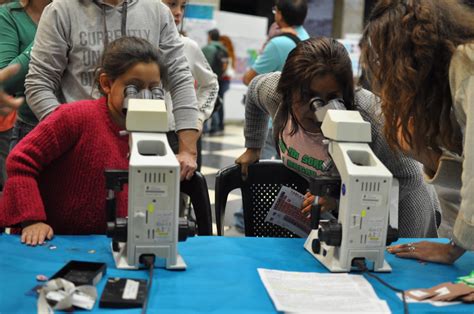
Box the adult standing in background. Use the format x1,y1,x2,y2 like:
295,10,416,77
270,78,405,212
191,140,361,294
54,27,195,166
0,0,50,188
24,0,200,181
243,0,309,86
202,28,229,135
161,0,218,170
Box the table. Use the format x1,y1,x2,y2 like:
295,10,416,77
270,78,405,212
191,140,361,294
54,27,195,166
0,235,472,313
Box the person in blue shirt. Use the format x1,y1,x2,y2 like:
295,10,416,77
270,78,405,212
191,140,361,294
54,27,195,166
243,0,309,85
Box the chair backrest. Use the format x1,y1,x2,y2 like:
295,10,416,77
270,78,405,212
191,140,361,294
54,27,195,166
215,160,309,237
181,171,213,235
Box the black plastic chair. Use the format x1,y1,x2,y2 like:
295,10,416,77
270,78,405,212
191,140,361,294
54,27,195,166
215,160,309,237
181,171,212,235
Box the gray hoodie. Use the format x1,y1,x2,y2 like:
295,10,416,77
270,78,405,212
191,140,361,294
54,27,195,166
25,0,198,131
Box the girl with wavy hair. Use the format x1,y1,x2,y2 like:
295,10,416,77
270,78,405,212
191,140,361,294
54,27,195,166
236,37,441,238
362,0,474,263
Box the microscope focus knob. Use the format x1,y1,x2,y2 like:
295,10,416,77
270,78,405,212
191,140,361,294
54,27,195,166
106,218,128,242
311,238,321,254
318,221,342,247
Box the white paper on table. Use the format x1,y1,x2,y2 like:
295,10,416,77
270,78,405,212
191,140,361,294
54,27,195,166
258,268,391,313
264,186,311,237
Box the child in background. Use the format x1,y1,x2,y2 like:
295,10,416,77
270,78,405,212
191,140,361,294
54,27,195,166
0,37,163,246
161,0,218,170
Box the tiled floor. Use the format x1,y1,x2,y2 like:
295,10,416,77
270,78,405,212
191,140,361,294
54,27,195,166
201,123,246,237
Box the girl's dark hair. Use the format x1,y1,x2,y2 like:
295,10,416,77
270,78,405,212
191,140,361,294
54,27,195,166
361,0,474,154
96,36,163,94
277,37,354,136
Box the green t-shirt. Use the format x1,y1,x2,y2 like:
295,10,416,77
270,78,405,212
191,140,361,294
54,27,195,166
0,1,38,124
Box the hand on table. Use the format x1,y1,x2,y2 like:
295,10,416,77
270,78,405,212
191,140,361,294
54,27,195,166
21,222,54,246
387,241,465,264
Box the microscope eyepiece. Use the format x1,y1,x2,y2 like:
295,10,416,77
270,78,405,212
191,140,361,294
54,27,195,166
311,98,346,122
309,97,326,113
124,85,139,97
151,86,164,100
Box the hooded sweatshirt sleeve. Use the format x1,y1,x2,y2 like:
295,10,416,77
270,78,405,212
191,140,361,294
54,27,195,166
158,4,199,131
184,37,218,127
24,2,67,121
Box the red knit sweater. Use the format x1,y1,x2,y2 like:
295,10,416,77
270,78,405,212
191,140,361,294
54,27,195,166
0,97,129,234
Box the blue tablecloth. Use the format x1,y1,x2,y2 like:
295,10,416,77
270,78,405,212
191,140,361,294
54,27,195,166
0,235,472,313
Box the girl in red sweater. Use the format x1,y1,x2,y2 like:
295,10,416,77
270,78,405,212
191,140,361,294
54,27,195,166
0,37,163,245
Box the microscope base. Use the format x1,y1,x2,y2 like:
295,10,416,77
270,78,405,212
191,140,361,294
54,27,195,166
111,242,187,270
304,230,392,273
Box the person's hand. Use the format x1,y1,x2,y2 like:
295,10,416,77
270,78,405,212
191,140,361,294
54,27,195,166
235,148,261,180
176,151,197,181
177,129,199,181
387,241,465,264
0,64,24,116
21,221,54,246
301,192,337,217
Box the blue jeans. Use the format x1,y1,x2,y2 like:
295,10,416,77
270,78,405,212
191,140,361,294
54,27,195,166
209,80,230,132
9,119,37,152
0,128,12,188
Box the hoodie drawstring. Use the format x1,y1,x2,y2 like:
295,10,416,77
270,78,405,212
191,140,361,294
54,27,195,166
102,0,129,47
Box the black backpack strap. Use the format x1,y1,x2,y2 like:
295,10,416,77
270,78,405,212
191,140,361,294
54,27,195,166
274,33,301,45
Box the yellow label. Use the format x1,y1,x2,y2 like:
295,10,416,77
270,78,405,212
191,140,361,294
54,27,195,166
361,210,366,217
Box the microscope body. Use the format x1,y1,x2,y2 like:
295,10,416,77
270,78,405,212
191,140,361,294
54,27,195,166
304,110,395,272
107,87,186,270
126,130,183,269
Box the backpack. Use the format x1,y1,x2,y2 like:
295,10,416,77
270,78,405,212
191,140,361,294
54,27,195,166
274,32,301,45
210,43,229,80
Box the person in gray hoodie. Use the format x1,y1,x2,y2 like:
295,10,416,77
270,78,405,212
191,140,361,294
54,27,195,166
24,0,199,181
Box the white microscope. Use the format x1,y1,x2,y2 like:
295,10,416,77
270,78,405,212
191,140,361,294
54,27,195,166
105,86,191,270
304,103,398,272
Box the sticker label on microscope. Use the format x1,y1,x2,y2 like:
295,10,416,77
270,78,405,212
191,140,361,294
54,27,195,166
145,185,168,197
361,193,382,206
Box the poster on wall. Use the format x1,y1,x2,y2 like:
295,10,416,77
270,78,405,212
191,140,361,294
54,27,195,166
184,9,268,83
338,34,362,78
182,8,268,121
183,3,217,48
214,11,268,83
